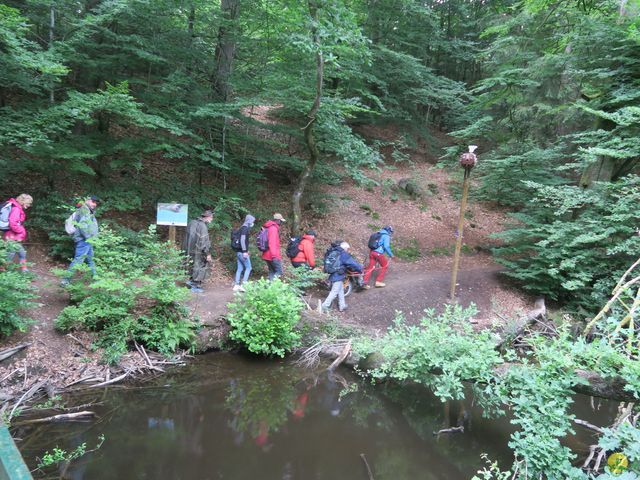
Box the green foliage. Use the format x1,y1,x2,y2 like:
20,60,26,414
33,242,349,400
0,241,36,336
356,305,640,479
36,435,105,471
394,238,421,262
357,305,502,401
227,279,303,357
54,225,195,363
493,176,640,311
283,266,326,296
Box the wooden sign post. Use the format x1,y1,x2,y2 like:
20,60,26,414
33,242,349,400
450,146,478,301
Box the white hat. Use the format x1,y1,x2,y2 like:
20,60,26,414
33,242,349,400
340,242,350,250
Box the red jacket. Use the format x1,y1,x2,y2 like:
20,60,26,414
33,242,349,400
261,220,282,261
291,235,315,268
3,198,27,242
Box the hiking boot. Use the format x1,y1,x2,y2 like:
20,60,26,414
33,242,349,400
375,281,386,288
339,306,348,312
362,285,371,290
190,286,204,293
232,284,241,292
238,285,246,293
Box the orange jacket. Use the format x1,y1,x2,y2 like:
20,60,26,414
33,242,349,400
291,235,315,268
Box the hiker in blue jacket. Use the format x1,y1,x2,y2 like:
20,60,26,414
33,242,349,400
363,225,394,288
321,242,362,313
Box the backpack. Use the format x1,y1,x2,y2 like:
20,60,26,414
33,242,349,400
230,228,242,251
256,227,269,252
323,247,343,274
0,201,12,230
64,210,78,235
286,236,302,259
367,232,383,250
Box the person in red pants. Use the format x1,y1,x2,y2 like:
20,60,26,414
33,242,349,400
363,225,394,288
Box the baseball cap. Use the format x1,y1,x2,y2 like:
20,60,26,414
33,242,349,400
273,213,286,222
88,195,100,203
306,229,317,237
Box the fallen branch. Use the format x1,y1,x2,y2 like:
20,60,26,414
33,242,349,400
10,379,47,418
0,343,30,362
66,334,89,350
87,372,129,388
16,411,96,425
360,453,375,480
434,426,464,435
327,340,351,371
574,418,604,434
494,298,546,351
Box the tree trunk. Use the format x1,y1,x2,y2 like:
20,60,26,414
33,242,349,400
213,0,240,101
49,4,55,104
291,0,323,234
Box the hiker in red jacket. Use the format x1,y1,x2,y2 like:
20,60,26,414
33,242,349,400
2,194,33,272
291,230,316,269
261,213,286,280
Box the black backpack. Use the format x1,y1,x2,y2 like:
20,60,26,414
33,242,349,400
230,228,242,251
286,236,302,259
367,232,383,250
323,247,343,274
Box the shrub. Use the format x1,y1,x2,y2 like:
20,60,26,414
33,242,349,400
0,241,36,336
283,266,326,295
227,279,303,357
54,225,195,363
493,177,640,312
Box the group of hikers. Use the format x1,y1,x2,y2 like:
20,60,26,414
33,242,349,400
2,194,394,313
183,210,395,313
1,194,100,283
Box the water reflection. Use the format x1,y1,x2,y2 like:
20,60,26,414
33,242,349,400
17,353,619,480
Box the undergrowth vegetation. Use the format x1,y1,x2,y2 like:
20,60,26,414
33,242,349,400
0,241,36,336
355,302,640,479
54,225,195,364
227,279,303,357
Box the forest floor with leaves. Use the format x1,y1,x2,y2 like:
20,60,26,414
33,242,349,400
0,126,534,415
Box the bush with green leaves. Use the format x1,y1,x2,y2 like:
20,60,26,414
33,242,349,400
0,241,36,336
356,305,640,479
283,266,326,296
493,176,640,313
54,225,195,363
227,278,303,357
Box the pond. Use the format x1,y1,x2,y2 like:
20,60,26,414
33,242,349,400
16,353,619,480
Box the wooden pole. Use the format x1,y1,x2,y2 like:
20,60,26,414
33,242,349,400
450,168,471,300
168,225,176,244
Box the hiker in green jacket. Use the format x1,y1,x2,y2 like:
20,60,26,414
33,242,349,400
183,210,214,293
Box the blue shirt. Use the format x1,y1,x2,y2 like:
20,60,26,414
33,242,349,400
374,231,393,257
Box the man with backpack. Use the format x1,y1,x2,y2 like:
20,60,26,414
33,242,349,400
231,214,255,292
1,194,33,272
259,213,285,280
321,242,362,313
363,225,394,288
289,229,317,269
62,195,100,285
182,210,214,293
